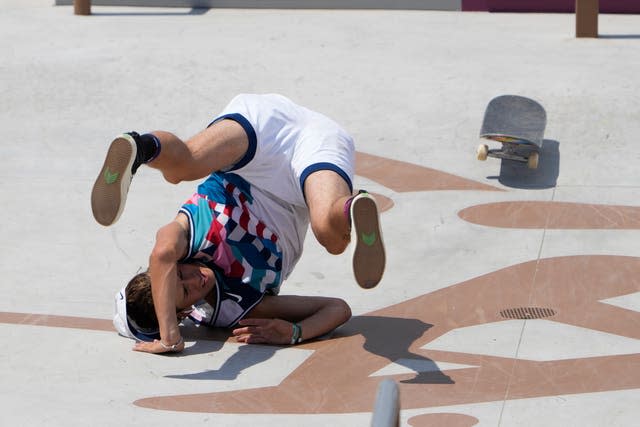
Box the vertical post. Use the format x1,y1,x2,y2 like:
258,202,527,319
576,0,598,38
371,379,400,427
74,0,91,15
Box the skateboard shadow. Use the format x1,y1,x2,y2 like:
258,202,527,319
488,139,559,189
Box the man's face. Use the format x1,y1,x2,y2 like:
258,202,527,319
175,263,216,310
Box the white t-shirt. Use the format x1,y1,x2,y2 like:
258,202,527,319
209,93,355,279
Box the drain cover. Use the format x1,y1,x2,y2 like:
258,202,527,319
500,307,556,319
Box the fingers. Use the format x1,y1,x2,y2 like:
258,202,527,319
233,318,268,337
233,330,254,343
232,318,291,345
133,340,161,353
233,319,269,343
232,325,262,342
132,339,184,354
236,334,266,344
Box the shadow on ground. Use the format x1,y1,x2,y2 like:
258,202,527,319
488,139,560,189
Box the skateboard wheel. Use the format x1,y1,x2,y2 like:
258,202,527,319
477,144,488,161
527,152,539,169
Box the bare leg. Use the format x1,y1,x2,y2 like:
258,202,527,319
304,170,353,255
146,120,248,184
91,119,248,226
304,169,386,288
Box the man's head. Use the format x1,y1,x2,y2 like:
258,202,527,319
113,271,160,341
125,271,157,330
113,262,217,341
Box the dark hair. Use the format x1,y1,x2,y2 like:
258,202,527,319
125,271,158,330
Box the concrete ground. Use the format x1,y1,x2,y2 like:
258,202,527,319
1,1,639,426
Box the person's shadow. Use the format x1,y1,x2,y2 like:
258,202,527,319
166,343,280,380
167,315,452,384
165,323,280,380
336,315,453,384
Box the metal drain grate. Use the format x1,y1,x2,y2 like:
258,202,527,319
500,307,556,319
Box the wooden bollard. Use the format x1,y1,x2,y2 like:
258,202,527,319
576,0,598,38
74,0,91,15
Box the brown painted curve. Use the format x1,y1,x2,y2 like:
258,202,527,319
409,413,479,427
356,152,502,193
368,192,394,213
133,255,640,414
459,201,640,229
0,312,113,332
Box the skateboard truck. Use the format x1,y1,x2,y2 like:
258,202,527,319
477,136,540,169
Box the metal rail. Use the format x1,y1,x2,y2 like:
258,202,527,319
371,379,400,427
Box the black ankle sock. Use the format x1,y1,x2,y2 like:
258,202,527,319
137,133,161,164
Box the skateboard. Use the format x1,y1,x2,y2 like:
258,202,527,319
476,95,546,169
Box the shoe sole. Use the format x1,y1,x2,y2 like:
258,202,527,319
351,195,386,289
91,135,136,226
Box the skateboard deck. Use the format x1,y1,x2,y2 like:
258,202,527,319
477,95,546,169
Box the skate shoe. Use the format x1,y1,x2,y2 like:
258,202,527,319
350,191,386,289
91,133,141,226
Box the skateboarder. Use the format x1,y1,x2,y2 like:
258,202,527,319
93,94,386,354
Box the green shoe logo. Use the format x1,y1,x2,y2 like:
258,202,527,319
104,167,119,184
361,232,377,246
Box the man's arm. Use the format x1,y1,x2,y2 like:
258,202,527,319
133,217,189,354
232,295,352,345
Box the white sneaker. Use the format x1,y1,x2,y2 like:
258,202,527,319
350,192,386,289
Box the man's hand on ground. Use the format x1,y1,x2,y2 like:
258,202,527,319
133,338,184,354
232,318,293,345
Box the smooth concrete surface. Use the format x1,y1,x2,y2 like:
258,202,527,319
1,2,639,426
